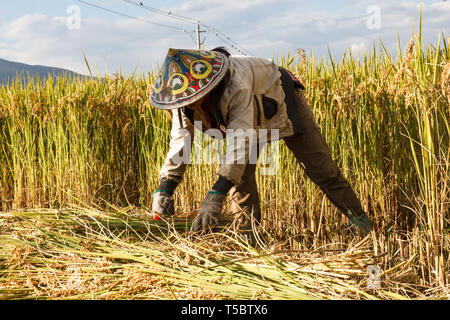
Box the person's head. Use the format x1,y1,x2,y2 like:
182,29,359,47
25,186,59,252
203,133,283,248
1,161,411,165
185,96,206,111
210,46,231,59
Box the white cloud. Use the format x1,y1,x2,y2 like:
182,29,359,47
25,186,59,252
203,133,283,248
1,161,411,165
0,12,195,75
0,1,448,75
351,41,367,55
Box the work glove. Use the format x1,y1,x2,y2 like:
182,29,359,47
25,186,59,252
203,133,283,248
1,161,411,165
349,213,372,235
192,192,226,233
152,190,175,216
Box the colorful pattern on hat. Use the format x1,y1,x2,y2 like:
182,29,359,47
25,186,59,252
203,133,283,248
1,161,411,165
150,48,229,109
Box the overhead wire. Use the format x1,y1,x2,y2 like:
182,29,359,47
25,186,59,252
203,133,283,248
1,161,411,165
76,0,192,33
122,0,256,56
122,0,198,25
78,0,257,57
201,24,257,57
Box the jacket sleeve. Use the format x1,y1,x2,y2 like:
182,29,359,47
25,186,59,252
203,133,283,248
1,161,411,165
159,109,194,183
217,87,257,186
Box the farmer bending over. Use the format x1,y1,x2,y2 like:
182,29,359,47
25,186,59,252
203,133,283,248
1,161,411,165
150,47,372,235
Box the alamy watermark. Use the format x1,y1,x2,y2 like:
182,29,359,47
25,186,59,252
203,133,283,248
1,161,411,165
366,5,381,30
67,5,81,30
169,121,280,175
66,265,81,289
367,265,381,289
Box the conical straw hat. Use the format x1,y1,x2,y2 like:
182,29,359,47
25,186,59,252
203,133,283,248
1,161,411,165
150,48,230,110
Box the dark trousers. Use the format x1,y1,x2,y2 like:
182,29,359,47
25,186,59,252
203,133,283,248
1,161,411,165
229,89,366,230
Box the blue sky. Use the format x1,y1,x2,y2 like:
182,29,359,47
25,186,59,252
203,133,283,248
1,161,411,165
0,0,448,75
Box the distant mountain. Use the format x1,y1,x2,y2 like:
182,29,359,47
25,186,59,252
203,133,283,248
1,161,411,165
0,58,88,84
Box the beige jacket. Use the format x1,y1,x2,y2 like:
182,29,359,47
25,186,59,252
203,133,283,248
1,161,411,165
160,56,297,186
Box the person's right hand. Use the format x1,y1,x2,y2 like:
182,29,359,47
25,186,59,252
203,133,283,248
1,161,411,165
191,192,226,233
152,191,175,216
349,213,372,235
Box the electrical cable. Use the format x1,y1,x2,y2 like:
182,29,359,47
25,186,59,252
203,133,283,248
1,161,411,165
122,0,197,25
76,0,190,32
123,0,256,56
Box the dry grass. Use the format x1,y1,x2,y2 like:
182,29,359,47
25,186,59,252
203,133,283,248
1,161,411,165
1,206,446,300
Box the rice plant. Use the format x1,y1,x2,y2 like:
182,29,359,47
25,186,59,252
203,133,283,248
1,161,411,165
0,26,448,298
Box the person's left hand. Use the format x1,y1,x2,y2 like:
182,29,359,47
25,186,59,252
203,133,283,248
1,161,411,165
192,192,226,232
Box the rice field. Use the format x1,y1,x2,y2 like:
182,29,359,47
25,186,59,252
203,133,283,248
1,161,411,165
0,26,449,299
